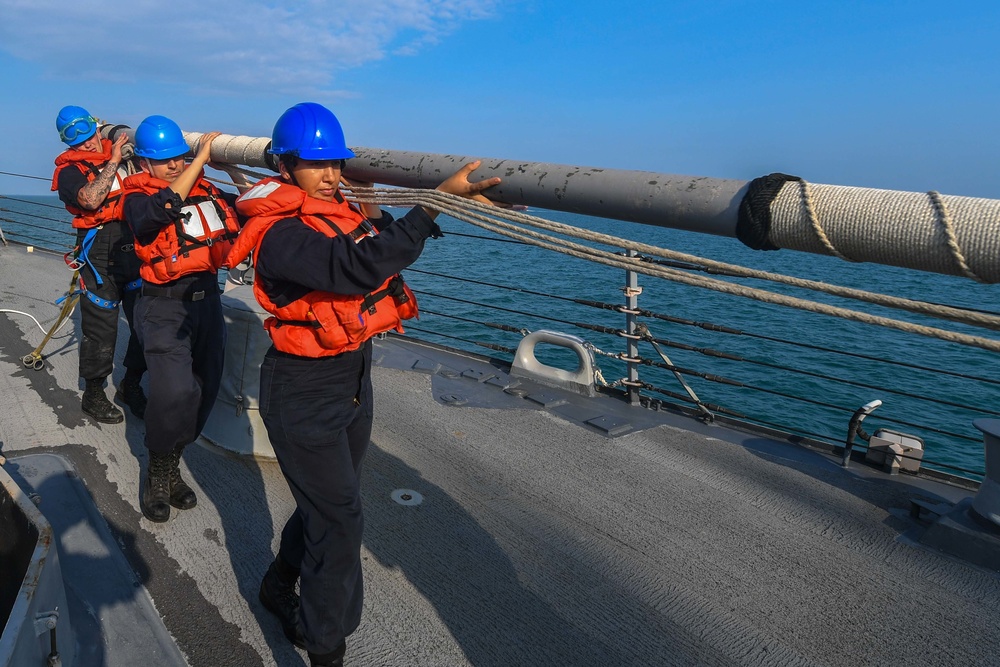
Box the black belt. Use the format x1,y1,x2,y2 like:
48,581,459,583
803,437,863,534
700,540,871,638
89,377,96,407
141,283,218,301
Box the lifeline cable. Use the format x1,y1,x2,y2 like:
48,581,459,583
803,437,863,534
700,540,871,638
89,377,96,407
406,266,1000,385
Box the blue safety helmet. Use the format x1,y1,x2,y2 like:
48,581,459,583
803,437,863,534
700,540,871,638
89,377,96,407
134,115,190,160
56,105,97,146
268,102,355,160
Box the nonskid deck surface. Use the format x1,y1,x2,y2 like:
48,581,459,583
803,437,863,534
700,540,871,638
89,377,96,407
1,243,998,667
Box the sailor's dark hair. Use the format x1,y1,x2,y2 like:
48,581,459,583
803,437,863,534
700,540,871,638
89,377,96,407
278,154,347,172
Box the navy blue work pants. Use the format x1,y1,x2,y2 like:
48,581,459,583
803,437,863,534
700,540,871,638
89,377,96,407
76,223,146,381
134,290,225,454
259,339,373,656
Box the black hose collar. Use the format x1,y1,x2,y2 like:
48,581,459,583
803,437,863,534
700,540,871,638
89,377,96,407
736,172,802,251
263,142,279,173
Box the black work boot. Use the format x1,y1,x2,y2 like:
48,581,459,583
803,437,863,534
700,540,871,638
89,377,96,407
309,642,346,667
259,558,306,649
141,450,173,523
167,446,197,510
82,379,124,424
115,372,147,419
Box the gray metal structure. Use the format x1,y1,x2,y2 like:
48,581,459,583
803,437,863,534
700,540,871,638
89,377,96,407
103,124,1000,282
0,460,73,667
346,148,749,236
112,124,747,235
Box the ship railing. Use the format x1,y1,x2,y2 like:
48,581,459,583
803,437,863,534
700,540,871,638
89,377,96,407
393,237,994,481
1,170,995,483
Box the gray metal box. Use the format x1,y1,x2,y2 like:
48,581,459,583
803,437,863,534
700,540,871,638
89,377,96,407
866,428,924,473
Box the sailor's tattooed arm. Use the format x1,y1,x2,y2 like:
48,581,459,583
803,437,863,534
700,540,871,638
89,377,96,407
75,132,129,211
76,161,120,210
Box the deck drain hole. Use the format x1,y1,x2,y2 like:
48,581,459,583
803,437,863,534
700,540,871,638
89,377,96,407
439,394,467,405
391,489,424,506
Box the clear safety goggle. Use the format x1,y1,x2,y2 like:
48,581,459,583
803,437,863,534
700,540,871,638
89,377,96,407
59,116,97,143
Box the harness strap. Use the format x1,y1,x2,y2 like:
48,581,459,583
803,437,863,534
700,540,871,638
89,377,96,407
273,319,322,329
55,289,83,306
359,275,408,316
150,191,237,264
85,290,121,309
55,286,120,310
149,228,239,264
77,227,105,287
314,214,376,242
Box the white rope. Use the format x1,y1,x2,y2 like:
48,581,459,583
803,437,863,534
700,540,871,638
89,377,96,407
343,186,1000,353
768,181,1000,282
800,179,853,262
0,308,76,338
348,186,1000,332
927,190,985,283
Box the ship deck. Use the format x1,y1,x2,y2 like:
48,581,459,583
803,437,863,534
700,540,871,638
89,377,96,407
1,242,998,666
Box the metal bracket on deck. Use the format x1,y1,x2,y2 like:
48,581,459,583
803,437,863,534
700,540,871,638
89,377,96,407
33,610,58,636
34,610,62,667
511,330,597,397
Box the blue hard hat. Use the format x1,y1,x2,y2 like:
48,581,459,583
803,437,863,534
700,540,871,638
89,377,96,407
268,102,355,160
56,105,97,146
134,115,189,160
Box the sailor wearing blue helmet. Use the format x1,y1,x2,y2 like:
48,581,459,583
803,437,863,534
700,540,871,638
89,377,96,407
51,105,148,424
122,115,248,524
230,102,501,667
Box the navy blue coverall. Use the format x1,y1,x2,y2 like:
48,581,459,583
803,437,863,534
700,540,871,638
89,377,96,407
123,187,239,455
57,168,146,382
254,204,440,657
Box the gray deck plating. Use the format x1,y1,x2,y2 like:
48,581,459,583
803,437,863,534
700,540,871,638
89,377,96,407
1,244,998,666
4,452,189,666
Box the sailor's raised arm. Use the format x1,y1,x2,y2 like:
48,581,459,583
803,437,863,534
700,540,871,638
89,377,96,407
168,131,220,200
76,133,128,210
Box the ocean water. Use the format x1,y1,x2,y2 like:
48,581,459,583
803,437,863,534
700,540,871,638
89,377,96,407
3,194,998,477
411,208,1000,479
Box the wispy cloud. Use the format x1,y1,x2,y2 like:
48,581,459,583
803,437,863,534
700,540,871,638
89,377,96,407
0,0,497,95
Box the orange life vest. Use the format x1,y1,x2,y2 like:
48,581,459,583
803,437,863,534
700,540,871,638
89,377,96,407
51,138,128,229
123,170,241,284
227,177,418,358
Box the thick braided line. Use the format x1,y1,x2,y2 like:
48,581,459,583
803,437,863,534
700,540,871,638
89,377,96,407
182,132,273,170
800,179,854,262
768,182,1000,282
927,191,985,283
347,186,1000,332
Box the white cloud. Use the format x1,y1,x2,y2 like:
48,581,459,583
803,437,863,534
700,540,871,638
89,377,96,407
0,0,497,95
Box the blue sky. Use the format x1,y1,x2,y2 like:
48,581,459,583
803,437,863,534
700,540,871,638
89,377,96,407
1,0,998,198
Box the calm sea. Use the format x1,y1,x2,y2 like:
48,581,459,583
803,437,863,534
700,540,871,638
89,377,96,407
3,194,998,477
